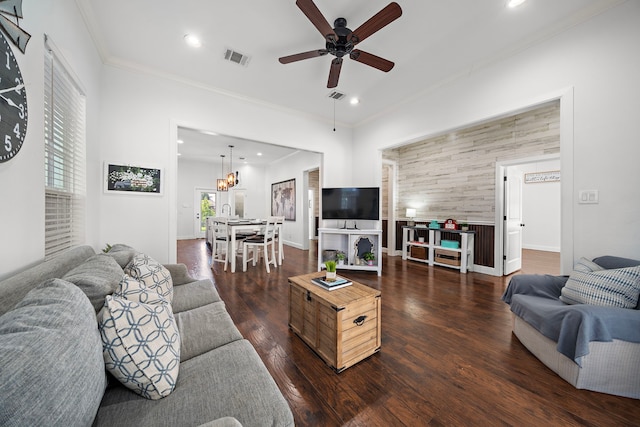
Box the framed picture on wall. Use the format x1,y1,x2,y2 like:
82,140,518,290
104,162,162,195
271,178,296,221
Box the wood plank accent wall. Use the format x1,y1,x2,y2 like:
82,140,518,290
395,222,495,268
381,164,390,220
383,101,560,223
309,169,319,218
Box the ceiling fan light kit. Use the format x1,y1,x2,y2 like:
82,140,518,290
279,0,402,88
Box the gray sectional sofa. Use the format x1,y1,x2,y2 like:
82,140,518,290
502,255,640,399
0,244,294,427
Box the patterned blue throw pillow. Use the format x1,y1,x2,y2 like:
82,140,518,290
114,274,167,305
560,266,640,308
124,253,173,303
98,295,180,400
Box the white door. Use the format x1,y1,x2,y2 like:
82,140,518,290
194,188,217,239
504,168,523,274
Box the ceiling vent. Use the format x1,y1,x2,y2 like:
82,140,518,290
223,48,251,67
327,91,346,100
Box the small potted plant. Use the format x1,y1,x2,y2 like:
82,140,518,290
324,260,337,281
460,222,469,231
336,251,346,266
363,252,375,266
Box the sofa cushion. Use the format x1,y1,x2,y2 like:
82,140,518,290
114,274,166,305
175,302,243,361
0,279,106,427
559,266,640,308
98,295,180,400
573,257,604,273
172,279,222,313
124,253,174,303
105,243,139,268
63,253,124,312
0,245,95,316
96,340,294,427
593,255,640,270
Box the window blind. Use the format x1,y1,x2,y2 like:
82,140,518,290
44,38,86,259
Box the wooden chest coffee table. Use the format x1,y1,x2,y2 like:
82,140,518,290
288,272,381,372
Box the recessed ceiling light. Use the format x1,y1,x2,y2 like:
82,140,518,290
177,153,182,156
350,97,360,105
507,0,526,8
257,152,263,156
177,139,184,144
184,34,202,48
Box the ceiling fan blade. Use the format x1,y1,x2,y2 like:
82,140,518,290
349,2,402,45
327,58,343,88
295,0,338,42
350,50,394,72
279,49,328,64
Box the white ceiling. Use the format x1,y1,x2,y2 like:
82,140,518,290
176,127,304,165
79,0,621,161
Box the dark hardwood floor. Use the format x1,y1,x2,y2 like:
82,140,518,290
177,240,639,426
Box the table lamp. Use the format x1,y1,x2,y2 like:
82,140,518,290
406,208,416,226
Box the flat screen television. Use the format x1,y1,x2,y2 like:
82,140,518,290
322,187,380,220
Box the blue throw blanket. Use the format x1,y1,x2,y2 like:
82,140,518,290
502,274,640,366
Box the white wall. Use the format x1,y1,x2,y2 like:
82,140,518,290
267,150,322,249
176,158,270,239
352,2,640,273
520,160,561,252
97,66,347,264
0,0,103,279
176,158,219,239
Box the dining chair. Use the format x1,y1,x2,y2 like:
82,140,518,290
205,216,215,248
210,217,248,271
210,217,231,271
273,216,285,265
242,216,278,273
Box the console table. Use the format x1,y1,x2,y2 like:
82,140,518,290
317,228,382,276
401,226,475,273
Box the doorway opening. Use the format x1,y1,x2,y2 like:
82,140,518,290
194,188,217,239
497,155,561,276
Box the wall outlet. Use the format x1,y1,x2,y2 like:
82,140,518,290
578,190,598,204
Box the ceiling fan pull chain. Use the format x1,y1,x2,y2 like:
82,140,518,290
333,98,336,132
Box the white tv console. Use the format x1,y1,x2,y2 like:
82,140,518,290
317,228,383,276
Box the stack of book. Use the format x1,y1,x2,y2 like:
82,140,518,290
311,276,352,291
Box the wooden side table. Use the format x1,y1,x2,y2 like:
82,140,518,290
288,272,381,372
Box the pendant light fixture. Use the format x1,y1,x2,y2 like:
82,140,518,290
227,145,236,188
217,155,228,192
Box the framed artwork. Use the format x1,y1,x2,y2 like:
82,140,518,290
271,178,296,221
524,170,561,184
104,162,162,195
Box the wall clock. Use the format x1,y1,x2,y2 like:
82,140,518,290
0,30,27,163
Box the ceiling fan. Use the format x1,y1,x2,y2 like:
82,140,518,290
279,0,402,88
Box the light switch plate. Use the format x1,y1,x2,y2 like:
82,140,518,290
578,190,598,204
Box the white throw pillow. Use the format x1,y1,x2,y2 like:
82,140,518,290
98,295,180,400
124,253,173,303
560,266,640,308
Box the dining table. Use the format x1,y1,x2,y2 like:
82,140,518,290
226,219,283,273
